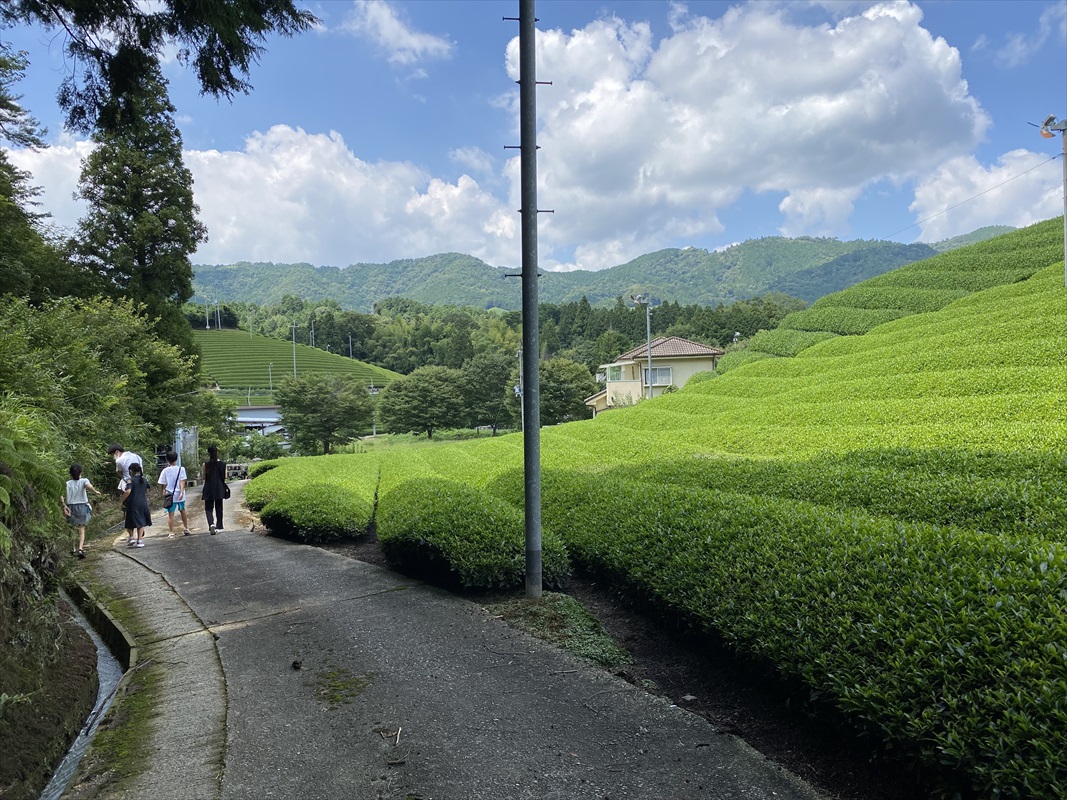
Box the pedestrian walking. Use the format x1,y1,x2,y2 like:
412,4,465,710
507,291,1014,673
202,444,228,535
62,463,101,558
158,451,192,537
121,462,152,547
107,443,143,482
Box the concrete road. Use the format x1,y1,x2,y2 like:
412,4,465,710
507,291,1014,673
80,480,826,800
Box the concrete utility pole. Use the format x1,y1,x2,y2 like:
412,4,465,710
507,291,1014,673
1039,115,1067,287
518,0,542,599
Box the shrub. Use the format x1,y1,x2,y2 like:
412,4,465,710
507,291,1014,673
747,328,839,357
259,482,372,542
489,467,1067,799
376,477,569,589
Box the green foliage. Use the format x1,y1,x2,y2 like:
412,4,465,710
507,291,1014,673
712,349,773,374
378,366,465,439
778,306,908,335
5,0,316,133
746,329,839,358
245,455,377,542
0,296,198,466
376,477,569,590
193,328,398,390
275,372,374,455
242,220,1067,797
68,63,205,352
0,402,65,711
461,350,514,432
192,234,932,312
506,357,598,426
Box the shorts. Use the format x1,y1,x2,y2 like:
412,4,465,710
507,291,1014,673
67,503,91,527
166,500,187,513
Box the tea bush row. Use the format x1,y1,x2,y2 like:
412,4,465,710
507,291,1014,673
745,329,838,357
486,467,1067,799
376,477,569,589
607,449,1067,542
778,306,908,335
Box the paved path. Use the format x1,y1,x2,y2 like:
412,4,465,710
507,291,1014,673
77,481,826,800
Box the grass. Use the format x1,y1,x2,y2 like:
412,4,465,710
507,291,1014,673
484,592,633,670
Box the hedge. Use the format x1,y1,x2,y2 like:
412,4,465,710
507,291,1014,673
376,477,569,589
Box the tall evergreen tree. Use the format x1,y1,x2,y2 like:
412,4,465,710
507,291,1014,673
69,64,207,351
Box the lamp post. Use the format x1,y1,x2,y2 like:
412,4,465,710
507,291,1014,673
630,294,653,399
1038,114,1067,287
290,323,297,379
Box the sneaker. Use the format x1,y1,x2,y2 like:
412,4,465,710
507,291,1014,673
136,541,145,548
183,529,192,536
77,549,87,559
209,525,216,535
167,532,176,539
127,538,136,547
215,526,224,532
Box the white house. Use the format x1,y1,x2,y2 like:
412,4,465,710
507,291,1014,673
585,335,725,417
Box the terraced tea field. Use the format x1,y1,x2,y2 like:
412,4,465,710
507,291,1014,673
246,217,1067,798
193,329,398,392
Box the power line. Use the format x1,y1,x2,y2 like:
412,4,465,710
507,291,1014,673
882,153,1061,240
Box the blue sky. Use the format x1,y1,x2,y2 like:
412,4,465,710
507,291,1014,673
4,0,1066,272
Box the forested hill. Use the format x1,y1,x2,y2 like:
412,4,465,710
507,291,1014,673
192,228,1008,312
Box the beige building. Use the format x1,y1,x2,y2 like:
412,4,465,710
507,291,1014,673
585,335,725,417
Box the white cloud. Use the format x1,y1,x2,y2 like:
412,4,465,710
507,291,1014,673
342,0,453,65
502,1,989,270
993,2,1067,68
909,149,1063,241
184,126,515,266
448,146,495,179
4,135,94,235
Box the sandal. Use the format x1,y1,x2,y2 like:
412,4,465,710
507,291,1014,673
183,529,193,536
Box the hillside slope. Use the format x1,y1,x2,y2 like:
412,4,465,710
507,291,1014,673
192,238,940,311
248,218,1067,797
194,329,399,390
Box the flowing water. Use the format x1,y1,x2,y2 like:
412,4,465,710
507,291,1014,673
39,591,124,800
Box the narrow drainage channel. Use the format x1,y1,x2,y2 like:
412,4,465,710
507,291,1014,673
39,590,124,800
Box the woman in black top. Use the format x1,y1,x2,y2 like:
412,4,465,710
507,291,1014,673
202,444,227,534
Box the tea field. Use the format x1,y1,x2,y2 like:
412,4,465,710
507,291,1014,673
193,328,399,393
245,217,1067,798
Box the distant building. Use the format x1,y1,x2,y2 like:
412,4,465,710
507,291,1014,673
585,336,724,417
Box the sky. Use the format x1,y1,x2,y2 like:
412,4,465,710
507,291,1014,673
2,0,1065,272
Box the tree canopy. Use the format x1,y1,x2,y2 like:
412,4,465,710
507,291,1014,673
275,373,374,455
1,0,316,132
69,62,207,351
378,366,465,439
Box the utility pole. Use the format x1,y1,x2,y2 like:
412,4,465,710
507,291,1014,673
1038,115,1067,287
291,323,297,379
502,0,546,599
348,333,353,359
631,294,653,399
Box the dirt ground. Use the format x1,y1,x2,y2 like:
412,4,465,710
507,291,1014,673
0,602,98,800
326,533,937,800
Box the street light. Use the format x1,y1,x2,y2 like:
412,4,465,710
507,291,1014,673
1038,114,1067,287
290,323,298,379
630,293,653,400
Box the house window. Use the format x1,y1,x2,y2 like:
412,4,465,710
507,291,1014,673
643,366,672,386
607,365,623,381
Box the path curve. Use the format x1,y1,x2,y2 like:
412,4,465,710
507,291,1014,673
78,480,826,800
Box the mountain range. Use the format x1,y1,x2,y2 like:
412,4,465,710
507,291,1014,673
191,226,1014,312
